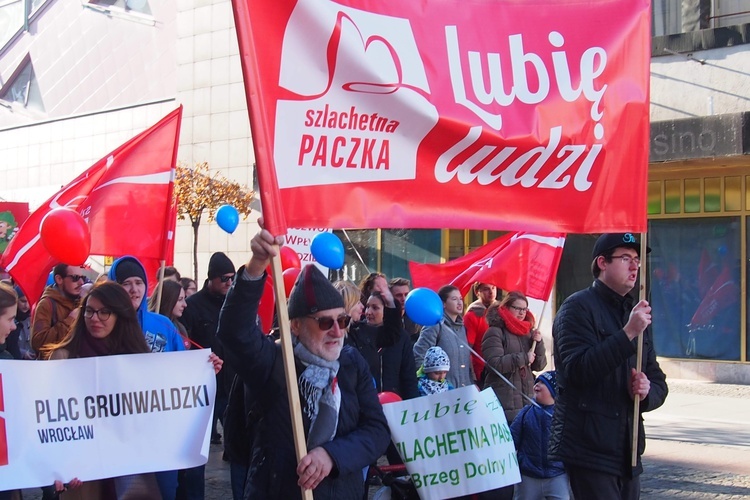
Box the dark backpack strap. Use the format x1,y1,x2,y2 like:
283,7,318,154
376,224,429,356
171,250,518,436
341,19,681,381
46,297,58,327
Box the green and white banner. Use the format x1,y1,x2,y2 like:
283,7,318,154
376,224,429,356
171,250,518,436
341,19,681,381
382,385,520,499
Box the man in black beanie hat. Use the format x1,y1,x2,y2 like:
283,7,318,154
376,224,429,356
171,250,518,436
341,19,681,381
182,251,236,447
550,233,667,500
216,222,389,499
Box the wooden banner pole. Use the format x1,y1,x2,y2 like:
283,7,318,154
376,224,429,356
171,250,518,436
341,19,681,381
631,233,648,467
270,249,314,500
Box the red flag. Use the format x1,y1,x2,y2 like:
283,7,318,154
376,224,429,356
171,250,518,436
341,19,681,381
142,191,179,295
409,233,566,300
1,107,183,303
232,0,649,234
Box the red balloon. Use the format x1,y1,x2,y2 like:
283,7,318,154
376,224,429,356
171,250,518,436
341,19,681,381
378,392,402,405
280,246,301,270
282,267,301,298
257,270,275,334
40,208,91,265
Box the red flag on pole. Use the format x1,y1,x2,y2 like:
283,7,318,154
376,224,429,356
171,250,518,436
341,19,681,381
409,233,566,300
1,106,183,303
231,0,649,234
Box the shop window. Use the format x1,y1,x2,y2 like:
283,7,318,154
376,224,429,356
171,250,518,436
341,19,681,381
725,176,741,212
330,230,377,284
648,181,662,215
683,178,701,213
329,228,441,285
650,218,741,361
380,229,441,283
704,177,721,212
665,179,681,214
554,234,600,311
448,229,464,260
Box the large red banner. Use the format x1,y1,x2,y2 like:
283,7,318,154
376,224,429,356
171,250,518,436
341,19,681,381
233,0,650,235
1,107,182,303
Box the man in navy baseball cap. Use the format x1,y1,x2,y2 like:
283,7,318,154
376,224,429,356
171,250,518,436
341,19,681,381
591,232,650,261
550,232,667,499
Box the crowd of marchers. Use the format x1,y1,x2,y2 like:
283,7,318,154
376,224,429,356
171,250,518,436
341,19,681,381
0,230,666,500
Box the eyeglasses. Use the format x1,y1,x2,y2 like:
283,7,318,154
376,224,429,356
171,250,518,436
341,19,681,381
219,275,235,283
508,305,528,314
307,315,350,330
610,255,641,267
84,307,112,321
65,275,85,282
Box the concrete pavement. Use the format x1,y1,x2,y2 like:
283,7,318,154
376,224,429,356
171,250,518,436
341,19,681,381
641,379,750,499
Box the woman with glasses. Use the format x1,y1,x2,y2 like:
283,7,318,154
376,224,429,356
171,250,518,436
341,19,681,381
413,285,474,390
48,282,160,498
482,291,547,424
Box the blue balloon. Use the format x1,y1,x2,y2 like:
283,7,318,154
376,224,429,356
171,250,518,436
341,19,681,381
310,232,345,269
216,205,239,234
405,288,443,326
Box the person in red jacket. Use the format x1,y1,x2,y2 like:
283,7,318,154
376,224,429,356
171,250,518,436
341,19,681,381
464,281,497,384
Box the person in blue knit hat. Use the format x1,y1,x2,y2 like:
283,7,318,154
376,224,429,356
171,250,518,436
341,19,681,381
510,371,571,500
417,346,454,396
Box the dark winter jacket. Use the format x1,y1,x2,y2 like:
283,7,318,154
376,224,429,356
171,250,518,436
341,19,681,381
345,306,400,392
549,280,668,478
182,282,231,397
510,403,565,479
380,328,419,399
182,283,227,351
216,269,390,500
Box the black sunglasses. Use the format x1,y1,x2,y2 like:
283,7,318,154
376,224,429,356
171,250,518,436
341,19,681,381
64,275,85,282
219,274,235,283
307,315,350,330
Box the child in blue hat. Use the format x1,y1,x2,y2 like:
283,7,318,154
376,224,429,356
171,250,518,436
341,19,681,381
417,346,454,396
510,371,570,499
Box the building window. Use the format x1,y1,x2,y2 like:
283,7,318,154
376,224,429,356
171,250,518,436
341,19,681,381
88,0,152,16
330,230,377,284
650,218,741,361
0,58,44,112
0,0,24,48
653,0,750,36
